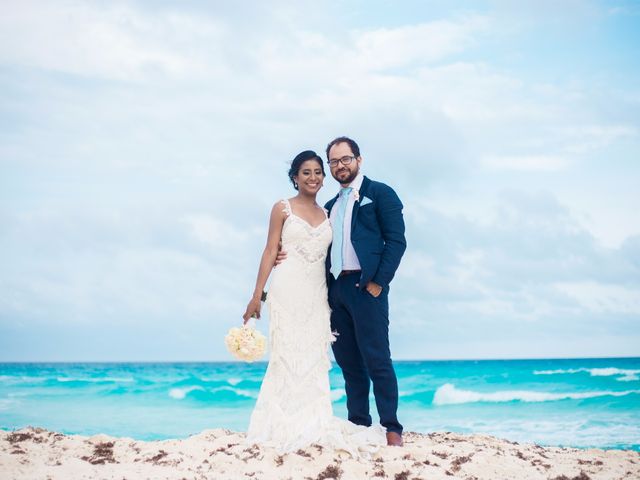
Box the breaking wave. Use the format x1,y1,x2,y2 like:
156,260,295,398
533,368,640,382
433,383,640,406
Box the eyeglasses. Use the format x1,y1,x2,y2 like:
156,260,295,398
328,155,355,167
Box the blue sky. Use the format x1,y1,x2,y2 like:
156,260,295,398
1,0,639,361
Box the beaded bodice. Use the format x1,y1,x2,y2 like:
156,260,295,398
280,199,332,267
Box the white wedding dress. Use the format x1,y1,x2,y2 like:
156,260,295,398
246,199,386,457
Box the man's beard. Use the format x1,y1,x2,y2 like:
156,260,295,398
333,167,358,185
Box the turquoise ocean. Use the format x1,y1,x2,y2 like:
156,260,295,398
1,358,639,451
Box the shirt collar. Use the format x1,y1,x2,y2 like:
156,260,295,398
341,171,364,193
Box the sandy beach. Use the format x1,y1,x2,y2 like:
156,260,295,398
1,426,638,480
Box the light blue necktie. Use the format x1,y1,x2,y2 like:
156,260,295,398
330,187,352,279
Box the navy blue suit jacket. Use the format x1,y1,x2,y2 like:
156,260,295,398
325,176,406,290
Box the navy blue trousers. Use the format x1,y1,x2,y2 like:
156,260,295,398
328,272,402,434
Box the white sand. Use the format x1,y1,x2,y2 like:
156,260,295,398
1,426,638,479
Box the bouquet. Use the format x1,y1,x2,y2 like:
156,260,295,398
225,323,267,362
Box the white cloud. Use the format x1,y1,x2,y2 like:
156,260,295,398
353,17,490,71
482,154,571,171
0,1,225,81
395,189,640,331
183,214,252,250
555,281,640,315
560,125,638,154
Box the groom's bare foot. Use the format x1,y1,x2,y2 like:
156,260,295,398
386,432,403,446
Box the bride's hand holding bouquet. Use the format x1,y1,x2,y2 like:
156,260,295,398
224,292,268,363
242,296,262,324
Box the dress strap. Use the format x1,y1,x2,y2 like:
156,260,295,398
280,199,292,217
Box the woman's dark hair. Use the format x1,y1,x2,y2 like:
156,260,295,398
288,150,325,190
325,136,360,159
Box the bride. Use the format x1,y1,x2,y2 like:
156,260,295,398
242,150,386,457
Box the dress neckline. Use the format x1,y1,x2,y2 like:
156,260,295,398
282,199,328,229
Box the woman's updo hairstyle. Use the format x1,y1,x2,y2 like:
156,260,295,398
288,150,325,190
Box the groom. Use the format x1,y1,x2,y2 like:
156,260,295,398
324,136,406,447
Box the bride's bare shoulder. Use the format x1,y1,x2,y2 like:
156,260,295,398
269,199,290,220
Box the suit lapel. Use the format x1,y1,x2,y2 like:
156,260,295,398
326,194,339,217
350,176,370,231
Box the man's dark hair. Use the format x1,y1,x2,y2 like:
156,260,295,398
288,150,325,190
325,136,360,160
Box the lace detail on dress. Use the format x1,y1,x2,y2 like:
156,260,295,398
246,198,386,458
280,198,292,217
281,199,330,266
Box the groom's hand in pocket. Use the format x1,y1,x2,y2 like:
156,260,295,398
365,281,383,298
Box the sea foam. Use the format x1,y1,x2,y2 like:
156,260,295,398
533,368,640,382
432,383,640,405
330,389,345,401
169,385,257,400
210,386,257,398
56,376,135,383
169,386,205,399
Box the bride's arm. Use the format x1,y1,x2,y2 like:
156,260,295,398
242,202,286,323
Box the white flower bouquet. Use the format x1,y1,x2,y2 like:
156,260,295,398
225,324,267,362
